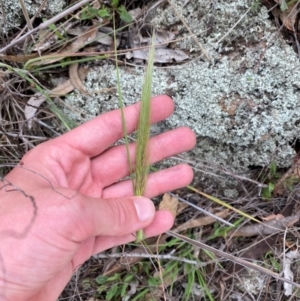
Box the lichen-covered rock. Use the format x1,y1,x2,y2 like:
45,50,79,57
1,0,65,33
64,0,300,170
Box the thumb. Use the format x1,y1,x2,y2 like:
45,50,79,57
58,193,156,242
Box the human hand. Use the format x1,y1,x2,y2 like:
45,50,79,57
0,95,195,301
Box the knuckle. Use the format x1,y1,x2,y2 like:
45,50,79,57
110,199,131,234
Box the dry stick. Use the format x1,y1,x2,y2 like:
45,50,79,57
15,0,52,40
0,0,93,53
168,192,233,227
166,231,300,290
167,0,210,61
95,253,219,267
216,6,251,45
171,156,268,188
102,210,228,276
18,0,36,52
18,0,33,30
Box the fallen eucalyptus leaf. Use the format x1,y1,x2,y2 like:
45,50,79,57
228,215,300,237
283,250,300,296
174,209,230,232
33,29,59,52
159,193,178,218
25,66,89,128
24,93,47,129
33,21,74,52
67,26,118,46
126,48,189,63
31,25,98,66
69,63,87,94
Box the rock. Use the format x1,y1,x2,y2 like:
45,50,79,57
64,0,300,171
1,0,66,33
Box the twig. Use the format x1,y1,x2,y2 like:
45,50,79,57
274,155,300,195
0,0,93,53
167,0,210,61
169,192,234,227
171,156,268,188
215,6,251,45
15,0,50,40
166,231,300,290
95,252,219,267
19,0,33,30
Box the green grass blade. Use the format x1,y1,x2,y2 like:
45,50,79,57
135,34,155,242
187,185,260,223
112,13,133,175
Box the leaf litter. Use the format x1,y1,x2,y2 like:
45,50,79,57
228,214,300,237
25,66,90,128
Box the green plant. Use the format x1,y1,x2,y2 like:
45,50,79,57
264,251,281,272
251,0,261,12
280,0,288,11
80,1,132,23
261,161,279,200
113,11,155,242
96,272,137,300
46,23,65,40
0,62,77,131
207,217,244,241
80,4,111,20
182,249,214,301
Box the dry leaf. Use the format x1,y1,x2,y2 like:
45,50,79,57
261,213,284,221
0,53,38,63
33,29,59,52
92,0,101,9
50,65,89,96
126,48,189,63
283,250,300,296
159,193,178,218
279,4,297,31
25,66,89,128
127,26,188,63
24,93,47,129
69,63,87,94
130,26,175,47
67,27,117,46
155,29,176,46
33,21,74,52
228,215,300,237
49,79,75,96
32,25,98,66
174,209,230,232
128,8,142,20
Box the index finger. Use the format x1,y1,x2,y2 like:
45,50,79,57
57,95,174,157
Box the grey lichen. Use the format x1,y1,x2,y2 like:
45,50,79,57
150,0,272,52
235,269,266,296
1,0,66,32
64,0,300,171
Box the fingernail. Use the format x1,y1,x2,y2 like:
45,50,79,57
133,197,155,222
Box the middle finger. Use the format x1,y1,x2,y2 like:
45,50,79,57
91,127,195,188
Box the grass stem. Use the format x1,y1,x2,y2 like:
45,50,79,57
134,34,155,242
